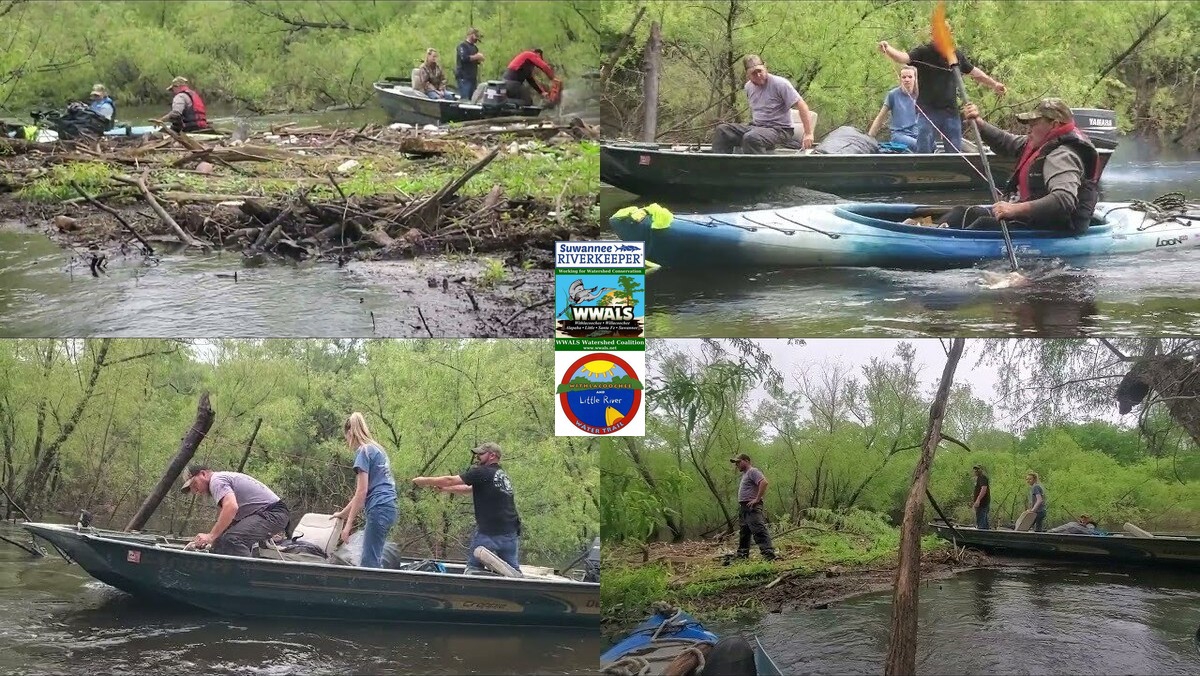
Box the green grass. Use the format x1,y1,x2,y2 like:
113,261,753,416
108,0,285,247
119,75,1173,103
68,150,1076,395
480,258,507,287
18,161,118,201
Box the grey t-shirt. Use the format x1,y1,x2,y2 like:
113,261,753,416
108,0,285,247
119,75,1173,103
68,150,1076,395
1029,483,1047,514
745,74,801,129
208,471,280,521
738,467,765,502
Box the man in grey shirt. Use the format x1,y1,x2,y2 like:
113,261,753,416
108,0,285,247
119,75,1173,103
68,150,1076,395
730,453,775,560
711,55,814,155
940,98,1100,234
180,465,290,557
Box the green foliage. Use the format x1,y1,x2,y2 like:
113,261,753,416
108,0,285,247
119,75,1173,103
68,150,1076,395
599,0,1199,145
17,162,118,202
1,1,600,113
0,339,597,565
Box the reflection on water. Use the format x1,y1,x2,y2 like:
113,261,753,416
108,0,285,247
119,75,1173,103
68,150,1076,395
731,567,1200,676
0,527,595,675
603,137,1200,337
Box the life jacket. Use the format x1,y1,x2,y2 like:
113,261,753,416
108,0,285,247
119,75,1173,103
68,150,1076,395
177,86,209,130
88,96,116,130
1003,129,1100,234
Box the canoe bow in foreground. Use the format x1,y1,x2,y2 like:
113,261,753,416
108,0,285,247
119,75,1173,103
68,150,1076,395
24,522,598,627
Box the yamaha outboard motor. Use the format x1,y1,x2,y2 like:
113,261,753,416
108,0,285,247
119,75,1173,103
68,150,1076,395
1071,107,1118,151
480,80,513,110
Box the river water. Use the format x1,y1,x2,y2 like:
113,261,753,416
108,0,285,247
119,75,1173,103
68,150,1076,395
0,98,591,338
602,139,1200,337
0,524,595,675
726,565,1200,675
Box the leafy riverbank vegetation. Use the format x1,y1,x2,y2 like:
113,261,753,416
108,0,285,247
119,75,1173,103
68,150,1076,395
0,339,599,565
599,0,1200,148
1,0,600,114
600,338,1200,624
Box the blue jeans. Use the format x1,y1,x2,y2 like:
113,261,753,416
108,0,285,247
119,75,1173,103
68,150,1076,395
975,505,990,530
890,130,918,151
457,78,476,100
425,90,454,100
1032,511,1046,533
467,531,520,571
360,499,397,568
917,107,963,153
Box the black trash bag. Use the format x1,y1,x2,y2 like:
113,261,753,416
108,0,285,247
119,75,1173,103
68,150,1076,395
813,125,880,155
277,538,328,558
40,103,110,140
703,636,759,676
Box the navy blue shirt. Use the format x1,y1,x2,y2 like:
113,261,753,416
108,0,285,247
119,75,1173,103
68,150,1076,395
456,40,480,80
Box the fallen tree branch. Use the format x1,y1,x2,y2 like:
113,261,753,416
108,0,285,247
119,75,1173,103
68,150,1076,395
69,180,155,255
135,169,203,247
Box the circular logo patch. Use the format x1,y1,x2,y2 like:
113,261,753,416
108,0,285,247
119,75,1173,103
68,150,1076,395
557,352,643,434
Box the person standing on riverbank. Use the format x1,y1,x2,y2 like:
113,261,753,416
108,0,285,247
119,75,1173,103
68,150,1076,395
332,412,398,568
455,27,485,100
971,465,990,529
730,453,776,561
1025,472,1048,532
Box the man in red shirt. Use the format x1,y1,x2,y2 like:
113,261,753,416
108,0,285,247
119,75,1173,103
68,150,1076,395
503,48,555,106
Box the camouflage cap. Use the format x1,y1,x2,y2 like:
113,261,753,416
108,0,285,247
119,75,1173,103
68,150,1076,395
472,442,502,457
167,76,189,91
1016,98,1072,124
742,54,765,73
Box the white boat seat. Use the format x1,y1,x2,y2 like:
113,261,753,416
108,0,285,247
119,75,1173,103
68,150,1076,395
1123,522,1155,538
474,546,522,577
292,513,344,554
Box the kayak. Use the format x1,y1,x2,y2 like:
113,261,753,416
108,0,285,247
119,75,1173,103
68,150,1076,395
104,124,163,137
608,201,1200,270
601,607,781,676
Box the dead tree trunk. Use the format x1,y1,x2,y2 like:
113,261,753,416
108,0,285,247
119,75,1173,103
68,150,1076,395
884,338,966,676
601,5,647,88
125,392,215,532
236,417,264,472
642,21,662,142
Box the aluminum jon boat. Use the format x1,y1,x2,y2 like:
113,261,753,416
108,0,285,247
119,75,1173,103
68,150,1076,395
602,607,781,676
929,522,1200,568
608,201,1199,270
24,522,598,627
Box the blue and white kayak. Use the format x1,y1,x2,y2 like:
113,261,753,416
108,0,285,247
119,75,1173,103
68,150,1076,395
104,124,163,137
601,608,781,675
609,201,1199,270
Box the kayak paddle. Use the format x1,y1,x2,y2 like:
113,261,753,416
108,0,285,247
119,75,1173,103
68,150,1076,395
932,1,1022,275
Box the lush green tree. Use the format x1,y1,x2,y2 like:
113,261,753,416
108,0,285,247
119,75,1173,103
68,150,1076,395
0,338,597,565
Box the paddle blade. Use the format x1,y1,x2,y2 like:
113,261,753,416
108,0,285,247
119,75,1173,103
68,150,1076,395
932,1,958,66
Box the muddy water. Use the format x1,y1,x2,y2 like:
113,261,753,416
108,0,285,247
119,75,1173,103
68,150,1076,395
0,227,550,338
729,565,1200,675
602,139,1200,338
0,523,595,675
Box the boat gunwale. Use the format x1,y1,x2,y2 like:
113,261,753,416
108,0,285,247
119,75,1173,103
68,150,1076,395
600,141,1117,161
928,522,1200,543
24,522,598,590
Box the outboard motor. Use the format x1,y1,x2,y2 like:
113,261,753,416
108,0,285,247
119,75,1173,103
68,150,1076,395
480,80,512,110
1071,107,1119,151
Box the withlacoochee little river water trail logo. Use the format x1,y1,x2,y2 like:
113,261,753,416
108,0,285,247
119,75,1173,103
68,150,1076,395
556,353,643,434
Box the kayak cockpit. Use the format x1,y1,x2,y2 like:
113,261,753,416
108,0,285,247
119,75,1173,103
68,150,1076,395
834,203,1111,238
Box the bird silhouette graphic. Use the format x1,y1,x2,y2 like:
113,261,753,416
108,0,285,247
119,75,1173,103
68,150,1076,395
557,279,617,319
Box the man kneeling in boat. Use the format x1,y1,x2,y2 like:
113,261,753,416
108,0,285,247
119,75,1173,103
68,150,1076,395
180,465,291,557
939,99,1100,234
165,77,210,133
412,442,523,574
711,55,814,155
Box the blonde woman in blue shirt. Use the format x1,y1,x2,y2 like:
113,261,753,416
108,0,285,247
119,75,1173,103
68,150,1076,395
333,412,398,567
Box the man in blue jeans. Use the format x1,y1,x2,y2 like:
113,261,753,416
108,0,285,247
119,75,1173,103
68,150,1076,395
971,465,990,530
455,27,485,101
411,442,522,573
877,26,1005,153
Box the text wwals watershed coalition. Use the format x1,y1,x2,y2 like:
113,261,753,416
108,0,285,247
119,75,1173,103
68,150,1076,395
556,243,643,266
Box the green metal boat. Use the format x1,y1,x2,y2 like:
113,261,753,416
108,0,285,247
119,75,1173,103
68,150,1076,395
25,522,598,627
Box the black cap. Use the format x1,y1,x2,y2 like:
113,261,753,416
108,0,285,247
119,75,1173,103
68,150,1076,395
729,453,751,464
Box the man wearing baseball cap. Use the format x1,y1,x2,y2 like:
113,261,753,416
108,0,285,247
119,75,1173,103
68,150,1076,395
179,465,290,556
164,76,210,133
939,97,1100,234
455,27,485,100
412,442,523,573
730,453,776,561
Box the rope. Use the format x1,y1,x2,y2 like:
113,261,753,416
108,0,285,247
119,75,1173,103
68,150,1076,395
683,645,707,674
602,656,651,676
650,607,684,642
1101,191,1196,230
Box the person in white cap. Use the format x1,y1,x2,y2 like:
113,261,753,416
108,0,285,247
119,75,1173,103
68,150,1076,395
180,464,290,557
87,84,115,127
